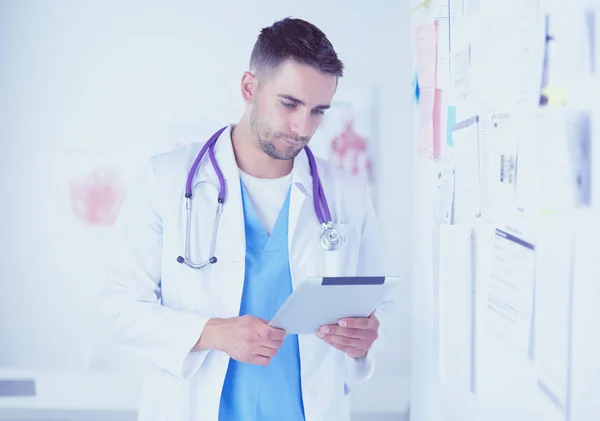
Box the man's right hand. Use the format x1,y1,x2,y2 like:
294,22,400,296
194,315,286,366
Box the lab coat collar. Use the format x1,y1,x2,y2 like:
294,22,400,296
210,124,240,185
291,147,315,199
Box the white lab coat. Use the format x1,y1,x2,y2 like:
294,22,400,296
99,125,394,421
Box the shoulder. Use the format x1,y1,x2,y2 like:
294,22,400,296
150,143,204,175
314,156,370,197
311,156,374,227
140,142,208,192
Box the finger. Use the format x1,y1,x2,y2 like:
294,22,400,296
269,328,286,340
338,316,378,330
322,333,364,348
317,325,370,339
253,346,279,358
262,338,284,350
323,338,366,358
248,355,271,366
258,325,286,341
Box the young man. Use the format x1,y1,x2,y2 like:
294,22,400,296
101,17,393,421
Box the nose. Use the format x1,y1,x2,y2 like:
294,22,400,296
290,110,311,138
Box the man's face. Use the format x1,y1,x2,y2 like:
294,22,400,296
248,60,338,160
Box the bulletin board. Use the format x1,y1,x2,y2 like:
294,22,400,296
408,1,600,421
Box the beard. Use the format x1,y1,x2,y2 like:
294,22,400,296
249,103,309,160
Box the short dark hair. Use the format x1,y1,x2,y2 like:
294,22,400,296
249,17,344,80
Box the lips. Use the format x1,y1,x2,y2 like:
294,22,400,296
280,137,298,147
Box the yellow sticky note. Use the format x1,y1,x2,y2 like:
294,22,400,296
404,0,432,17
541,86,567,106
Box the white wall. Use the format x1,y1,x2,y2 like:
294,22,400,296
0,0,413,414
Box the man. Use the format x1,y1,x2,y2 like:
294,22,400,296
100,17,393,421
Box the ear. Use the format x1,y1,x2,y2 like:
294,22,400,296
241,71,257,104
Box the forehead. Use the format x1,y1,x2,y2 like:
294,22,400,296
262,60,337,105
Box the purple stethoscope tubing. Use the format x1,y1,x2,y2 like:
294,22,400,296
177,126,341,269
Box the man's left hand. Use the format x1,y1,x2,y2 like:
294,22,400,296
316,312,379,359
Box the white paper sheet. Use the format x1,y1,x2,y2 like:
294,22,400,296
534,214,573,418
486,111,520,216
485,209,536,355
467,0,544,110
535,109,592,213
535,110,574,213
449,0,470,98
418,88,436,159
541,4,596,108
477,108,496,222
434,155,456,225
431,0,449,17
432,1,450,91
584,9,595,74
565,110,592,208
465,0,479,16
438,224,475,393
452,116,481,226
436,17,451,90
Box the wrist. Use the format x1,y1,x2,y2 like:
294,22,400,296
194,318,225,352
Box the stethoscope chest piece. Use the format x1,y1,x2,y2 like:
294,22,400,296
320,223,341,251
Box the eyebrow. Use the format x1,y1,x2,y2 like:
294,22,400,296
278,94,331,110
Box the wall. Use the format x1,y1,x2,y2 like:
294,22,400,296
0,0,414,415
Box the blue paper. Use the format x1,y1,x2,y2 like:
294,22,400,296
446,106,457,146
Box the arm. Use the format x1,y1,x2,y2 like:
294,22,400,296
97,158,211,380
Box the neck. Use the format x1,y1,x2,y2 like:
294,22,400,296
231,120,293,179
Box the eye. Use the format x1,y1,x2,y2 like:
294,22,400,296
312,109,325,116
281,101,296,108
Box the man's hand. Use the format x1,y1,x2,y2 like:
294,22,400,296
316,312,379,359
195,315,286,366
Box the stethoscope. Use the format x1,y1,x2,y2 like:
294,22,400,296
176,126,342,269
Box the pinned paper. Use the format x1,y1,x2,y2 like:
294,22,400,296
413,21,438,90
585,9,596,73
433,89,443,159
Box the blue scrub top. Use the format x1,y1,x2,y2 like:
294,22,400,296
218,181,305,421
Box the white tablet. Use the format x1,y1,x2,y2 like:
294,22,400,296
268,276,400,334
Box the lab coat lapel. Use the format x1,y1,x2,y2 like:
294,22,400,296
211,125,245,263
288,149,328,396
287,150,315,289
191,125,246,316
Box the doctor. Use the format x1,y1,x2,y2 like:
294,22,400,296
100,17,393,421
